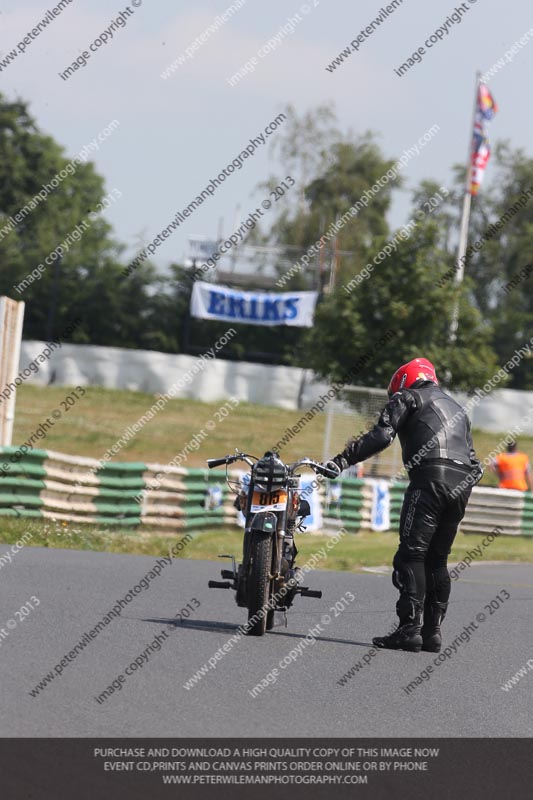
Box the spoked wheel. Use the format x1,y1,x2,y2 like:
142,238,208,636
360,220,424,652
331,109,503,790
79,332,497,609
245,534,273,636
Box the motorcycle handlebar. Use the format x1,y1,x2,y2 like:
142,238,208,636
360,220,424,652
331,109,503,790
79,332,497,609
207,452,257,469
288,458,340,480
207,453,340,478
207,457,233,469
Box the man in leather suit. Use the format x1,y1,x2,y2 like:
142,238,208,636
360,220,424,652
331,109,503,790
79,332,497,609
327,358,483,653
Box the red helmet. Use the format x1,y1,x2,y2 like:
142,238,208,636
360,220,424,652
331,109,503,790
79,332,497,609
388,358,438,396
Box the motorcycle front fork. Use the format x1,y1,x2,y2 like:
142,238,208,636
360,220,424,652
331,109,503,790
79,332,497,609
282,523,297,569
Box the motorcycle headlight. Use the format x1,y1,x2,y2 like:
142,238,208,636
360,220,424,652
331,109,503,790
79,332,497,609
252,451,287,493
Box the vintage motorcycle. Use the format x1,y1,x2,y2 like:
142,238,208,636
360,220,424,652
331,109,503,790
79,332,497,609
207,450,339,636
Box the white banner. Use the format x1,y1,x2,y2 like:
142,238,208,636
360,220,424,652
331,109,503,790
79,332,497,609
300,477,322,532
370,479,390,532
190,281,318,327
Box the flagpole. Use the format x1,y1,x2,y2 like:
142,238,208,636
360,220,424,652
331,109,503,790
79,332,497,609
450,70,481,342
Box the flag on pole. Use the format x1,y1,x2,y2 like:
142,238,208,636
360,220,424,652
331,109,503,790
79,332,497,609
450,75,497,341
478,83,498,120
470,83,498,195
471,138,491,196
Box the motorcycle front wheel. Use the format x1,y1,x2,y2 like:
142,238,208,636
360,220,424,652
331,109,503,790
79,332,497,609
245,533,273,636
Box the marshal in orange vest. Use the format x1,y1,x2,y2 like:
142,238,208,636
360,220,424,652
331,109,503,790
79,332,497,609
492,448,531,491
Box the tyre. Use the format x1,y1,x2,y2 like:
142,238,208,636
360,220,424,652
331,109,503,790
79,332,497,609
245,533,273,636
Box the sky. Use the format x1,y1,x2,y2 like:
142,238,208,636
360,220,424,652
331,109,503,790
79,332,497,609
1,0,532,271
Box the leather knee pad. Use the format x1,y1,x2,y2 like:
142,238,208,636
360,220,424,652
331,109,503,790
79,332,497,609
392,552,420,597
392,552,425,601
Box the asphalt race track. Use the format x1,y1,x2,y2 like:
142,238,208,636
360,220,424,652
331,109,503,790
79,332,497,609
1,546,532,737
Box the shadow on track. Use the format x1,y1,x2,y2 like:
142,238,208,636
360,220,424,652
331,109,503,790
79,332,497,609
142,616,374,648
143,617,240,633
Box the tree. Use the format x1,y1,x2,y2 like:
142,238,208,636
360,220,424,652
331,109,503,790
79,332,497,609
3,91,531,382
0,93,164,349
263,115,400,292
0,95,113,337
251,106,500,384
265,103,340,213
461,143,533,388
413,144,533,388
295,135,533,391
303,219,500,392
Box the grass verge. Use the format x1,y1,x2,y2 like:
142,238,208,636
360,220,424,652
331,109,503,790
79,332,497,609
1,518,531,571
9,383,533,485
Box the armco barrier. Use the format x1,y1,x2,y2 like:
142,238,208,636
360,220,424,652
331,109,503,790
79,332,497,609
459,485,525,536
325,478,533,537
389,481,408,531
0,447,237,532
0,447,532,536
522,492,533,536
322,476,371,533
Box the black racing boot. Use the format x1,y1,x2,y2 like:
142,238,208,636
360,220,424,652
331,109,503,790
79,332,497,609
373,598,423,653
421,601,447,653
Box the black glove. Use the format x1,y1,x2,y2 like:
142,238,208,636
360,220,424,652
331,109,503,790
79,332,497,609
328,455,349,475
472,459,484,486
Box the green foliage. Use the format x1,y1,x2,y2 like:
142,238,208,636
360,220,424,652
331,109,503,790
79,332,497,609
304,222,500,391
259,107,533,388
0,94,167,349
1,93,532,387
0,96,112,338
464,143,533,388
264,106,400,292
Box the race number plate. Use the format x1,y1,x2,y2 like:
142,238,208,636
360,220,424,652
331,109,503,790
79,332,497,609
250,490,287,512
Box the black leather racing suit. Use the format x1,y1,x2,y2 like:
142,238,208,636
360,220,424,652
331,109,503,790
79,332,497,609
332,380,483,624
